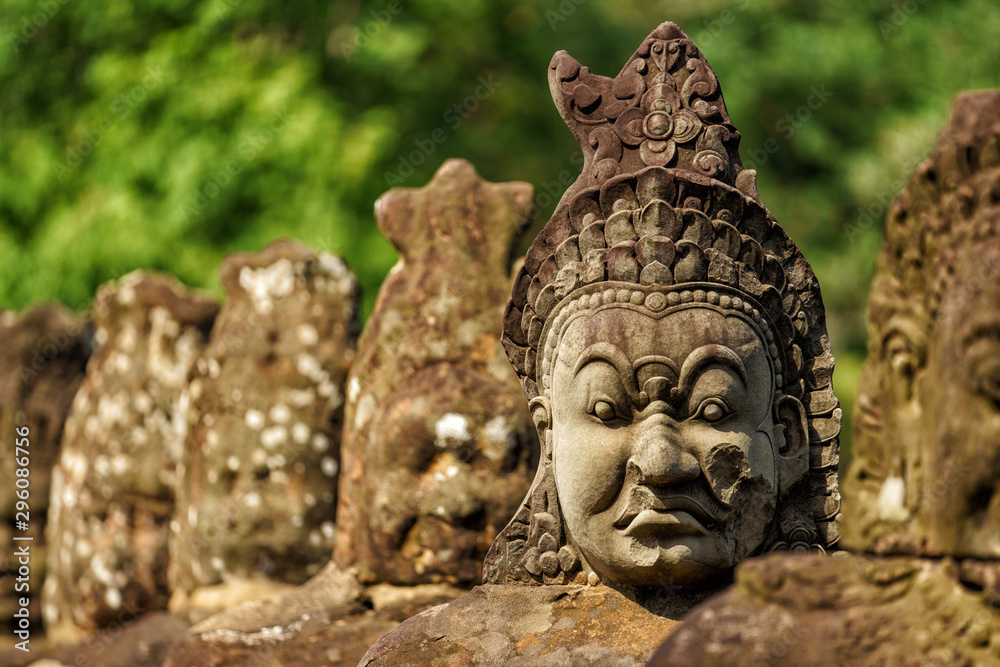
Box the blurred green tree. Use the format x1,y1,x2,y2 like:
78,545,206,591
1,0,998,462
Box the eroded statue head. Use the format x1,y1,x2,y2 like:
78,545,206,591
485,22,841,590
844,90,1000,558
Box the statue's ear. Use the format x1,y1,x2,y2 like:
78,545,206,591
774,394,809,495
881,315,928,403
528,396,552,457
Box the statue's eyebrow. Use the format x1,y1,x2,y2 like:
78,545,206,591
962,321,1000,348
573,342,640,402
676,344,748,397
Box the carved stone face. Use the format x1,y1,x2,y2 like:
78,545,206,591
365,364,538,585
546,305,800,586
908,242,1000,555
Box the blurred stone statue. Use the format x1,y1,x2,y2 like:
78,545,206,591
363,21,841,664
164,160,540,666
650,90,1000,666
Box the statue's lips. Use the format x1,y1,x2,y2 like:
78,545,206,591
613,484,728,537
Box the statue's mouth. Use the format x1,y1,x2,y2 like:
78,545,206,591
613,483,729,537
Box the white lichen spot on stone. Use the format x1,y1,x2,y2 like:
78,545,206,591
309,530,321,547
354,394,376,429
317,380,338,403
318,252,356,296
267,454,287,469
291,514,303,528
291,422,310,445
211,557,225,573
118,322,138,354
132,391,153,414
320,522,336,540
311,433,330,453
435,413,471,448
261,426,288,449
245,409,265,431
877,474,909,522
207,358,222,379
94,456,111,479
148,308,200,388
89,553,115,587
243,492,261,509
348,377,361,403
170,520,181,534
296,353,324,382
269,403,291,424
296,323,319,347
188,506,198,527
74,539,92,560
94,326,109,347
321,457,338,477
304,493,316,507
239,258,296,314
288,388,315,408
484,415,517,461
206,430,220,449
252,448,268,466
227,456,241,472
111,455,128,476
105,587,122,610
114,351,131,374
117,283,136,306
446,464,459,478
207,469,219,484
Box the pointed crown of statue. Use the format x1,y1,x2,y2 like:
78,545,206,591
489,22,841,586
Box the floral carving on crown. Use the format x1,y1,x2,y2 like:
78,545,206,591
550,24,753,198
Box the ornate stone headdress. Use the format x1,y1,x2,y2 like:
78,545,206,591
486,22,841,586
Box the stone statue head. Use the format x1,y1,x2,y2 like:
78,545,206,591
843,91,1000,558
484,22,841,590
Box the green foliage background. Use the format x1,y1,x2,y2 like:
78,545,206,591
2,0,999,462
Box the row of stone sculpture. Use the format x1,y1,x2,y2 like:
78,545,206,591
0,155,543,666
2,18,999,667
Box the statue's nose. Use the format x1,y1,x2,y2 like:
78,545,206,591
628,417,700,486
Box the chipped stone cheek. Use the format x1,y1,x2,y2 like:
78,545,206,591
730,476,778,562
704,442,752,505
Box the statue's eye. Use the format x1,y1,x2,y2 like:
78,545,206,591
694,398,730,423
592,400,619,422
975,360,1000,406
